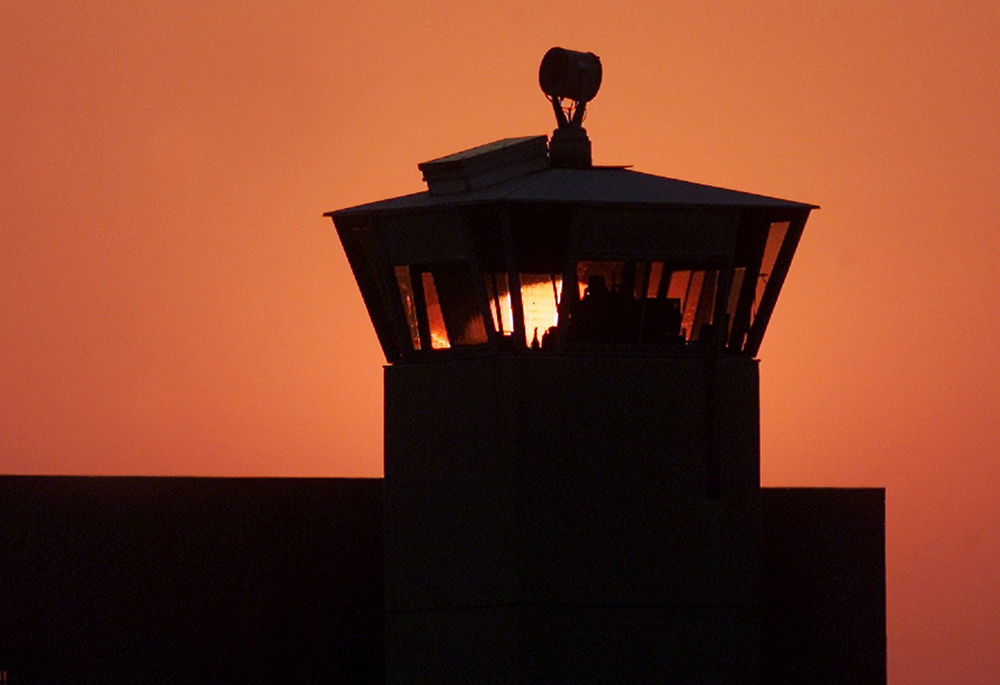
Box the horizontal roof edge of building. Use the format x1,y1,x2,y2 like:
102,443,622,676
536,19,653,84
326,199,817,223
325,167,817,220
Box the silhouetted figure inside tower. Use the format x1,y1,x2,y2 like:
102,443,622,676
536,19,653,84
571,274,630,343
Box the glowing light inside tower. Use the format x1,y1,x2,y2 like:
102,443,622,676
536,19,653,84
521,274,562,344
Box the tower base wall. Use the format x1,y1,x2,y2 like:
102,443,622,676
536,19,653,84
384,355,761,683
388,606,758,683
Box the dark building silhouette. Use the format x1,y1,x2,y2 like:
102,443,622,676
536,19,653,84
320,48,886,683
0,48,885,684
0,478,882,684
0,477,385,684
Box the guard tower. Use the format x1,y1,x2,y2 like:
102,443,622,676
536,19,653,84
326,48,815,683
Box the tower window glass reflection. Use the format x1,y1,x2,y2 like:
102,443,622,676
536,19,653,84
393,264,488,351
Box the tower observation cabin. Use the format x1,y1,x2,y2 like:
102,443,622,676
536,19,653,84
326,48,820,683
328,52,813,362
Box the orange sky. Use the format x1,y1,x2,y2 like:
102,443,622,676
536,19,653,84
3,2,999,681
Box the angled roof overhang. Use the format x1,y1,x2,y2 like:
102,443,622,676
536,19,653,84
325,166,816,221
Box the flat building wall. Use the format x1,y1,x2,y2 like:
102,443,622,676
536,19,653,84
0,476,384,685
0,479,884,683
762,487,887,684
384,355,762,683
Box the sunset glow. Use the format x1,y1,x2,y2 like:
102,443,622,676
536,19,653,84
4,2,1000,681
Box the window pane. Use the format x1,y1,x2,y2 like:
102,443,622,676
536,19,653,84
727,266,746,338
680,271,704,340
394,266,421,350
646,261,664,298
434,268,488,346
484,272,514,336
632,261,647,300
691,270,718,341
421,272,451,349
667,270,692,308
755,221,789,321
521,273,562,346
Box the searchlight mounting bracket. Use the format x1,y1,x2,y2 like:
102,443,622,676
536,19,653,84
539,47,602,168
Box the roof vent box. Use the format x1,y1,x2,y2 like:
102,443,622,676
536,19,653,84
418,136,548,195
